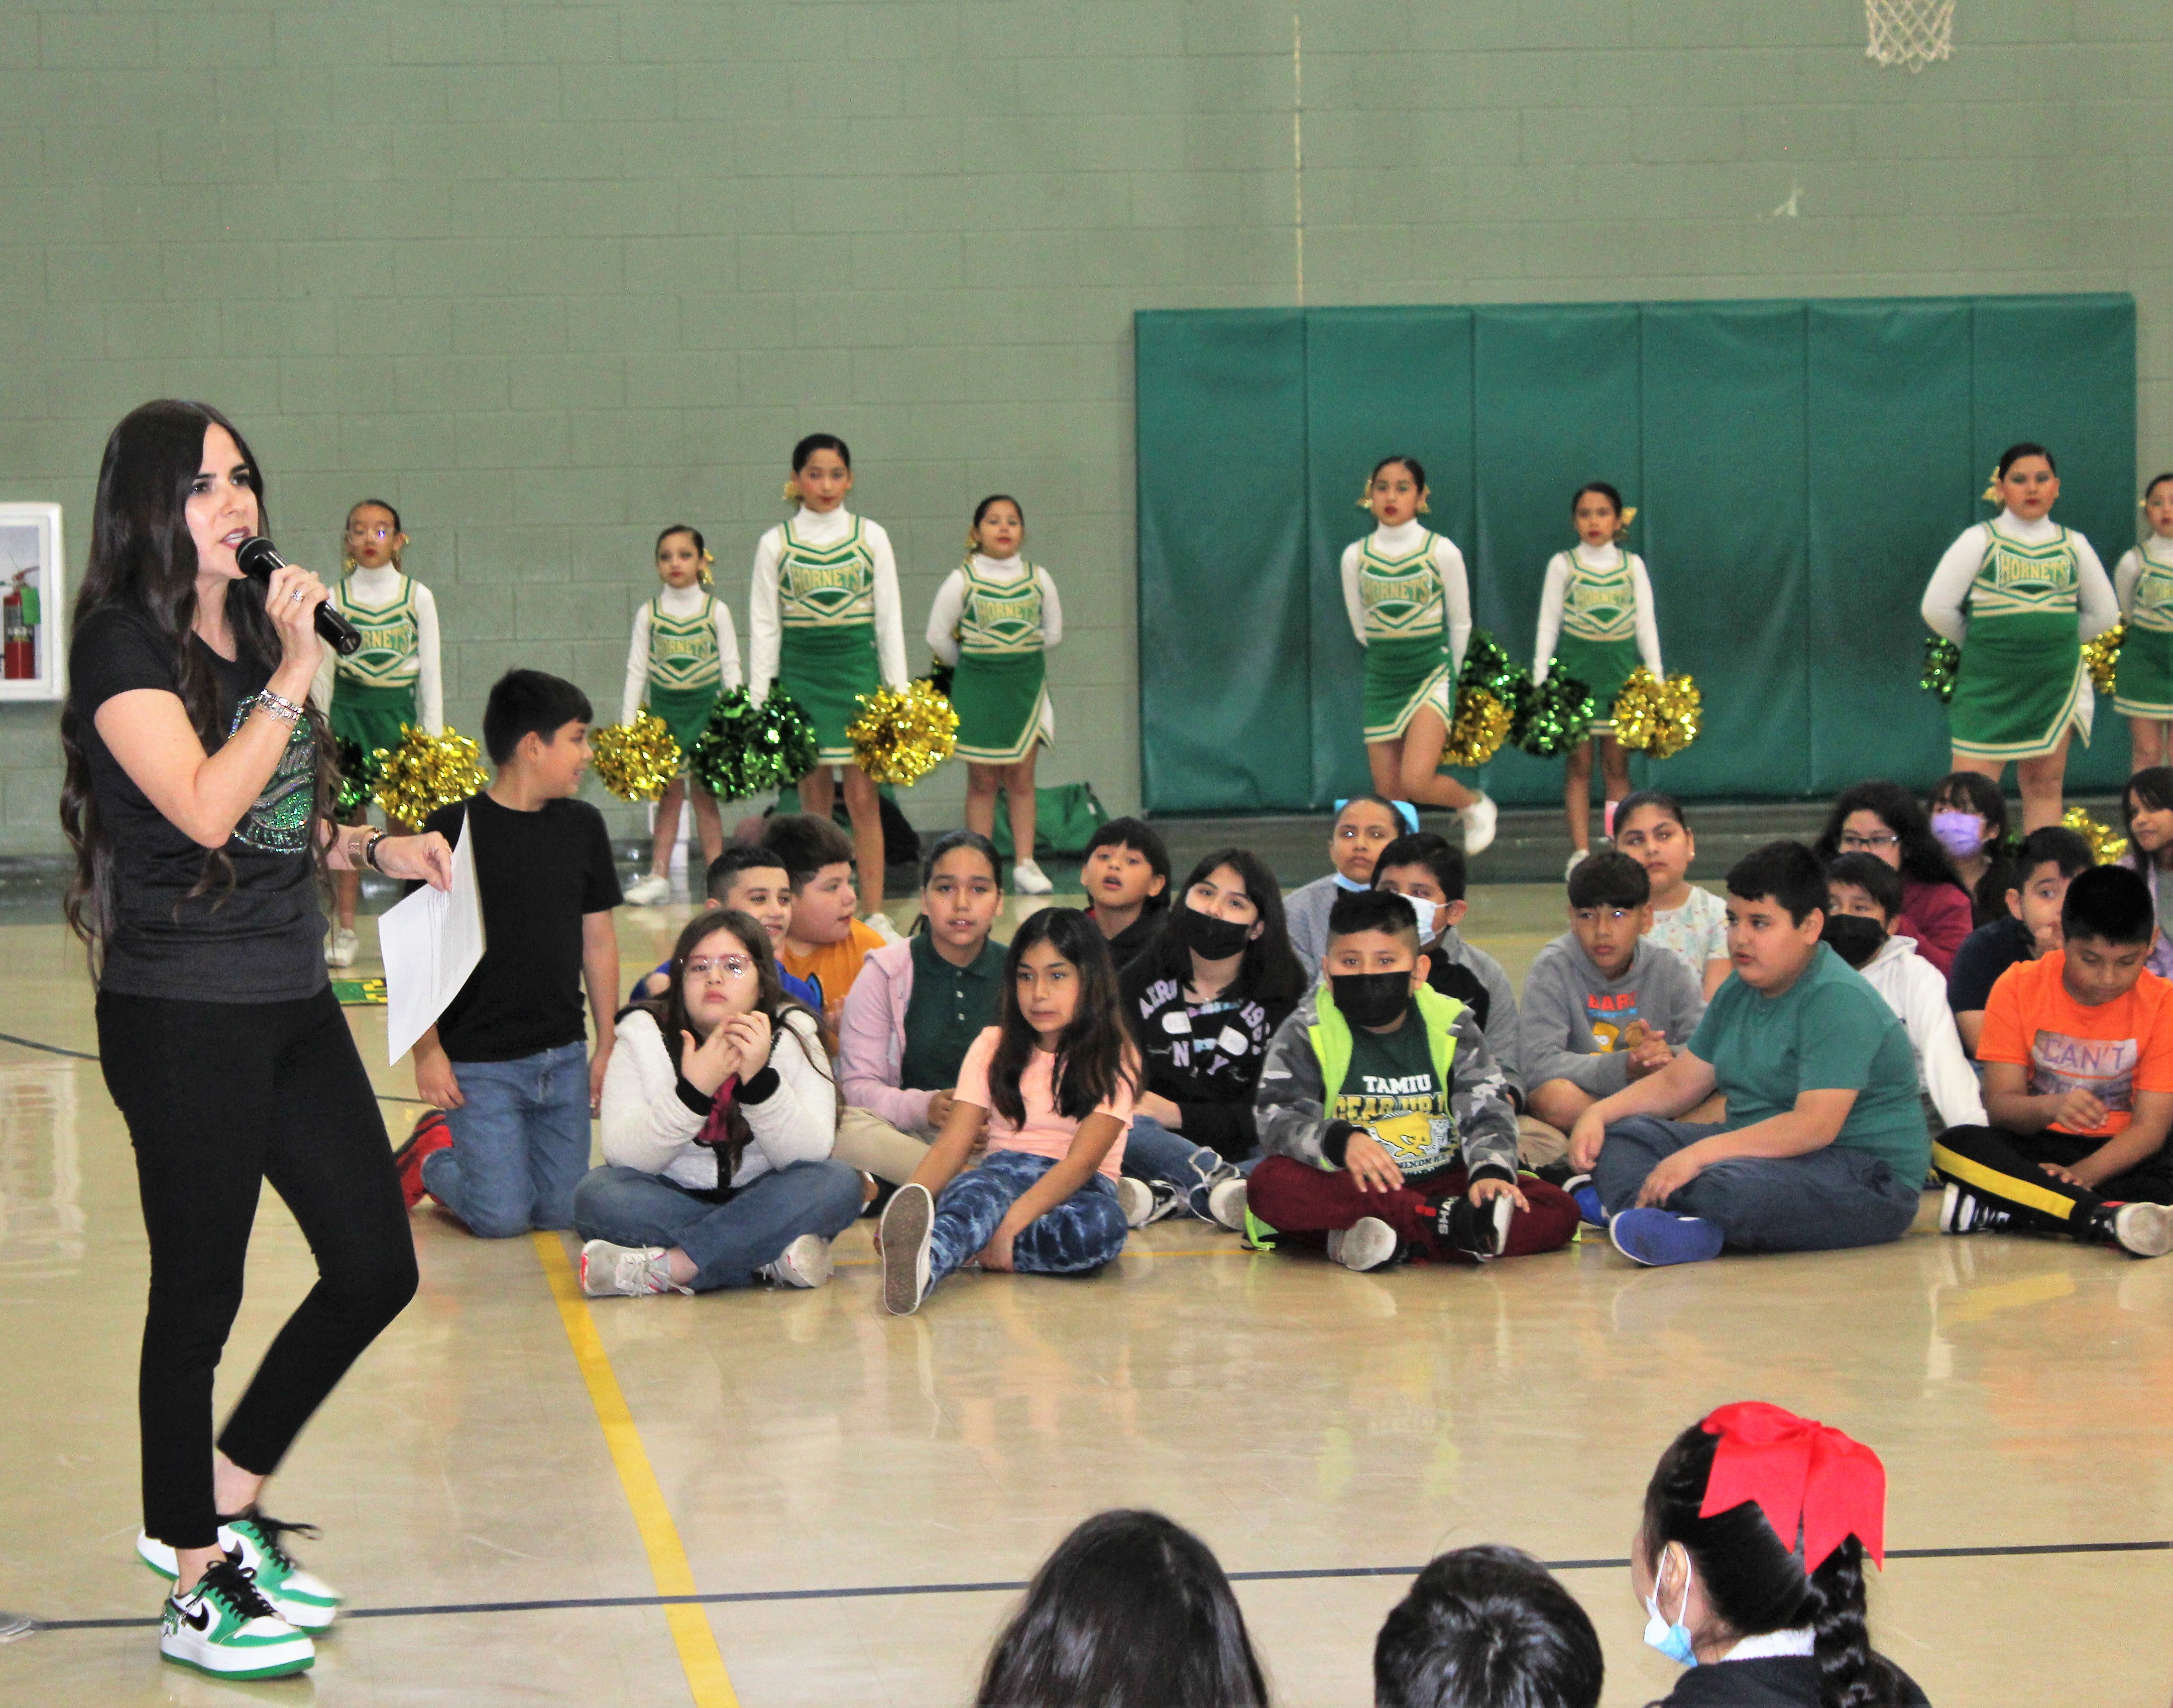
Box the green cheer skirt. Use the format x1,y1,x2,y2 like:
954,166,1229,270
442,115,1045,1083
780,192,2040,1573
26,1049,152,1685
1362,633,1452,745
1949,614,2090,761
330,680,417,772
2114,625,2173,721
779,622,882,764
643,680,721,770
1552,634,1643,735
953,650,1049,764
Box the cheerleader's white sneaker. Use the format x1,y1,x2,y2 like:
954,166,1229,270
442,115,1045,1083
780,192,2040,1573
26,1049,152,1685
622,874,671,907
1460,793,1498,857
1013,859,1055,895
324,925,359,968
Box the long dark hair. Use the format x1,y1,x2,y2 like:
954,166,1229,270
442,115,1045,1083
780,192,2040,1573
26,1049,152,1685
628,909,835,1173
986,907,1133,1127
1642,1424,1905,1708
975,1509,1269,1708
1927,770,2014,922
61,400,335,959
2122,766,2173,873
1139,847,1306,1006
909,827,1002,940
1811,780,1964,894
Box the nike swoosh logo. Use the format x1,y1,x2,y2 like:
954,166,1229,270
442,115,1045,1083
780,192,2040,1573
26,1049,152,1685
183,1603,211,1631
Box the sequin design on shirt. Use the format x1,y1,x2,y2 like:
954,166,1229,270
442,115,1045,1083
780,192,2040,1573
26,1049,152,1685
226,696,317,854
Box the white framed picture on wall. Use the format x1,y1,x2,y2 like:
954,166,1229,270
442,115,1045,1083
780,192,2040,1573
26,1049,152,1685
0,504,64,702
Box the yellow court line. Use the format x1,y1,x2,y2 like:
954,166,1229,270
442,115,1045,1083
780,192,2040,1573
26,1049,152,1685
532,1233,741,1708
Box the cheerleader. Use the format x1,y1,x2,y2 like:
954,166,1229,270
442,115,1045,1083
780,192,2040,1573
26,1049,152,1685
620,525,741,907
926,495,1062,896
314,499,440,968
2112,472,2173,774
1921,442,2118,832
749,433,908,913
1339,456,1497,853
1533,482,1662,875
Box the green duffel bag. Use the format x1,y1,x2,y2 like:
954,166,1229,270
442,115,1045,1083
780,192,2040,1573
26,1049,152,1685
991,782,1111,860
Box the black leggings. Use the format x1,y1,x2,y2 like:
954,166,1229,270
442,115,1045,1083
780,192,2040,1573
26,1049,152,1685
97,986,418,1549
1932,1124,2173,1236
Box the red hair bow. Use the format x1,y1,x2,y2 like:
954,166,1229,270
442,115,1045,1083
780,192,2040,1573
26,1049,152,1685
1700,1402,1886,1572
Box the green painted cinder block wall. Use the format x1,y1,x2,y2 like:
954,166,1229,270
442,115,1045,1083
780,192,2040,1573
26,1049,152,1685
2,1,2169,852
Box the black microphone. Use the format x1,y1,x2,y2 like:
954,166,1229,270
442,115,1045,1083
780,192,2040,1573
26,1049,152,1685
236,536,361,656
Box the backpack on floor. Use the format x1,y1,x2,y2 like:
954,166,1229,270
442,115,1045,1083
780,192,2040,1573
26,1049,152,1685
991,782,1110,860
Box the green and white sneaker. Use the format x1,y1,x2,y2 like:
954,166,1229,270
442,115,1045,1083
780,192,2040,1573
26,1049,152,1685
138,1513,341,1631
159,1557,314,1679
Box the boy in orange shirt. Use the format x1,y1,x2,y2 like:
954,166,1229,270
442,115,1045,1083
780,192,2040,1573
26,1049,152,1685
1934,864,2173,1257
761,812,887,1028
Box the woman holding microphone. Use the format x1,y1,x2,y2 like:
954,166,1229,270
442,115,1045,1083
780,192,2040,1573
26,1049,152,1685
61,401,453,1679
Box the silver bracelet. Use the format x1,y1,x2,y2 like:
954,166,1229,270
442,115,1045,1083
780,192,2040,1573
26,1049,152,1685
256,688,305,724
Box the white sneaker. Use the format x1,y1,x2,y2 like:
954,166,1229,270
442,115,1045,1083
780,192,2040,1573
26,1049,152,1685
1460,792,1498,857
879,1182,935,1314
758,1233,833,1288
1206,1176,1249,1233
1325,1215,1399,1272
1013,859,1055,895
580,1240,688,1296
2112,1201,2173,1258
324,925,359,968
1116,1177,1154,1228
159,1559,314,1679
138,1515,341,1632
1564,848,1589,879
623,873,672,907
864,910,905,945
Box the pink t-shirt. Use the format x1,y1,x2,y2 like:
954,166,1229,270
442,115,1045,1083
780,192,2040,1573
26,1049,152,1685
954,1026,1134,1179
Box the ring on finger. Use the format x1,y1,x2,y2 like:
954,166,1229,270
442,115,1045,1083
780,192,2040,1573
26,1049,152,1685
290,589,303,602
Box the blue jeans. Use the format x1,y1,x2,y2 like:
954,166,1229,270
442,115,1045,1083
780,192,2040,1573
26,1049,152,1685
929,1149,1128,1286
1594,1117,1921,1253
571,1160,864,1290
422,1042,592,1238
1119,1116,1255,1219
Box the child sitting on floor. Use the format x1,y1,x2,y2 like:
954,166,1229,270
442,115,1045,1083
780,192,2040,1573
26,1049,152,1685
1245,890,1579,1271
1370,831,1523,1098
1948,824,2094,1054
1823,852,1985,1134
1614,790,1731,998
1285,795,1419,977
1521,850,1706,1140
761,811,887,1027
630,844,820,1011
1933,864,2173,1257
1374,1545,1604,1708
877,907,1137,1314
1080,815,1172,972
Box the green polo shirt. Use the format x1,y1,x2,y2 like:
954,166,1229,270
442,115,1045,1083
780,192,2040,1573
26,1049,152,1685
899,930,1006,1091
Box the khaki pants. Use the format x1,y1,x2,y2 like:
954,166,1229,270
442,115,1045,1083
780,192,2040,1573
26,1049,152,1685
834,1107,933,1186
1517,1115,1570,1170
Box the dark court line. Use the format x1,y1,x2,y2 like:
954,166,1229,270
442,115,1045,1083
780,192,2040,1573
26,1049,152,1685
29,1539,2170,1633
0,1027,429,1104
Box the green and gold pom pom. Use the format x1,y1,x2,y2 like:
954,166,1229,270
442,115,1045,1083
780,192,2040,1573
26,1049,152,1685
1516,662,1598,759
848,680,960,787
1458,629,1531,709
2063,805,2128,866
1920,635,1961,703
691,686,821,801
372,725,488,825
333,736,378,818
1442,687,1514,768
2083,622,2125,695
1611,668,1703,761
589,712,682,803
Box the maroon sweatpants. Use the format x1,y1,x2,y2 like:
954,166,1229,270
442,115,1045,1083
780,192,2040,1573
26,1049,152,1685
1248,1155,1579,1261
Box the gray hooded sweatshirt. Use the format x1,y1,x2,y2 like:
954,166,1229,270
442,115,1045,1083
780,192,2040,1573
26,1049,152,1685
1518,932,1707,1099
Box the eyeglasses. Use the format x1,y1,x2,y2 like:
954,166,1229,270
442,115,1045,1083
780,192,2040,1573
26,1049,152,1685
1839,832,1900,851
346,524,397,541
684,954,754,981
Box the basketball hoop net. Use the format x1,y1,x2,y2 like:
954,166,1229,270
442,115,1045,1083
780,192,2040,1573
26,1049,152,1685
1866,0,1954,72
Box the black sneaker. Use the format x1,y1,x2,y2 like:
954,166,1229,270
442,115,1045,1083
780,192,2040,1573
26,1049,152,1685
1438,1193,1514,1259
2093,1200,2173,1258
1939,1182,2011,1236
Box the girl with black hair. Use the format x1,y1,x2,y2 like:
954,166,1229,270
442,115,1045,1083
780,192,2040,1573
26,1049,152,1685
620,524,741,906
1534,480,1665,874
877,906,1138,1314
1920,441,2118,832
1116,847,1308,1228
575,908,861,1296
927,494,1065,895
1340,455,1498,855
1811,781,1972,977
2117,765,2173,980
1923,770,2011,926
975,1509,1269,1708
748,432,908,911
65,400,454,1677
317,496,441,966
1633,1404,1924,1707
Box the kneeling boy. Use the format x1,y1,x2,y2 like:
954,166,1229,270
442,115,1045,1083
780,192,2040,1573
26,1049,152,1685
1570,841,1926,1267
1246,890,1578,1271
1933,864,2173,1257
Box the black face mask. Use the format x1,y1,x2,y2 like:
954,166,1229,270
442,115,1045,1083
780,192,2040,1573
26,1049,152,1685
1173,904,1253,961
1821,913,1886,970
1330,970,1413,1027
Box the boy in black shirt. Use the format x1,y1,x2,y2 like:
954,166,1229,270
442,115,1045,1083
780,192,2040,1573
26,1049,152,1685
1948,825,2093,1054
399,671,623,1236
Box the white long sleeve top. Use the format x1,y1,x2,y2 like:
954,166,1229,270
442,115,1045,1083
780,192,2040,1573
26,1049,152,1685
1531,543,1663,683
310,566,443,732
2113,538,2173,632
1919,510,2118,645
598,1007,837,1193
619,585,744,725
1337,521,1472,677
747,506,908,701
1860,934,1987,1129
925,554,1066,665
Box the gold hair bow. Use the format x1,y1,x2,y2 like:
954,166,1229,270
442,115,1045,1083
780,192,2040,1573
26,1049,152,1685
1981,465,2002,504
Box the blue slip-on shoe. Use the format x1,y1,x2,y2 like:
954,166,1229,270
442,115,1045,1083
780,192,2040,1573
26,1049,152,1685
1609,1207,1724,1267
1568,1182,1607,1228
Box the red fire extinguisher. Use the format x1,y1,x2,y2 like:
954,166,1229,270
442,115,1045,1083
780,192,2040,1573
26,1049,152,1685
4,570,39,680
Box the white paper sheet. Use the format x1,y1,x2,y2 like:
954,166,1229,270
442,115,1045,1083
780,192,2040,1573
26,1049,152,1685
380,817,485,1064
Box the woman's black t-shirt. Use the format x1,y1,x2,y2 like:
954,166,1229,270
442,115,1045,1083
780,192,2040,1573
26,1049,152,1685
69,606,326,1003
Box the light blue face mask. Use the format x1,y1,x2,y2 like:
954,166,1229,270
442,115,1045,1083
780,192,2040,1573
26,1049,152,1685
1643,1548,1698,1668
